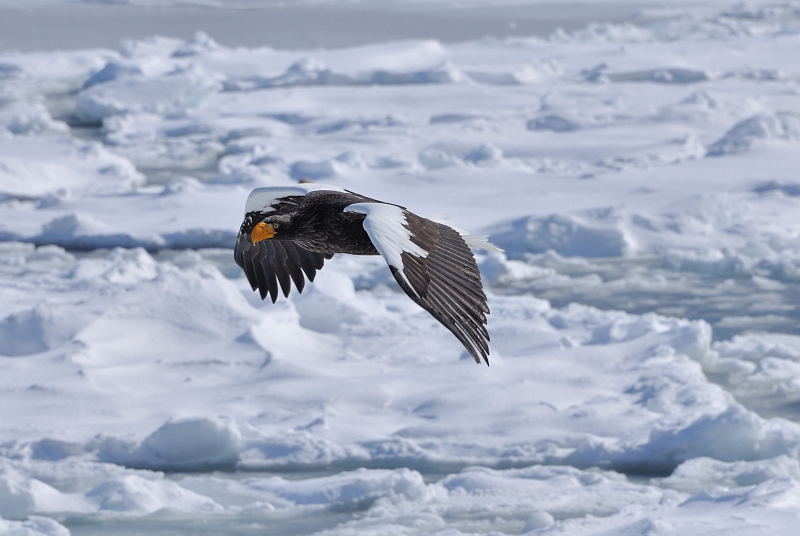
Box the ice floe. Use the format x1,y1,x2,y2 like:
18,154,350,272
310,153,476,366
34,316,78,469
2,0,800,534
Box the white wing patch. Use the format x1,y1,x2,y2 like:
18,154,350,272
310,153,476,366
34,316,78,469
344,203,428,268
427,213,504,252
244,183,345,213
344,203,429,293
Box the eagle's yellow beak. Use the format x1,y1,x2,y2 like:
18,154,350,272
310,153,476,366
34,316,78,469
251,222,276,243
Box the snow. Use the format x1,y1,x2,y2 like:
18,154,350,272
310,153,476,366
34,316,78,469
2,0,800,534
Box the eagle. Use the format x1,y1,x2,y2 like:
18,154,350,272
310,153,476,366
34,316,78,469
234,183,501,365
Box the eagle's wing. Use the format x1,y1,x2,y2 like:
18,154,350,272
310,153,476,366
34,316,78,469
235,185,339,302
235,235,333,303
344,203,491,365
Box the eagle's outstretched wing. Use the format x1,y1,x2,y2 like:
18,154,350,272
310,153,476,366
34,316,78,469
235,235,332,303
344,202,491,365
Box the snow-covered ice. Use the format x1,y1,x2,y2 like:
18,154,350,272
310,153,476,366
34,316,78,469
3,0,800,534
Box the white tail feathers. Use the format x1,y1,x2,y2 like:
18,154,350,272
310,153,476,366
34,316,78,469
463,234,504,252
427,213,504,252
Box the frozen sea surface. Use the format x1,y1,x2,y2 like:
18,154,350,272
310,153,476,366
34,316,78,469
0,0,676,53
2,0,800,534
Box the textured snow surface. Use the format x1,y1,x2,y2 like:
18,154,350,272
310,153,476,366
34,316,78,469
3,1,800,534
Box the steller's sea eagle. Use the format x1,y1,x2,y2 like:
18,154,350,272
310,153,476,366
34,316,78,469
234,183,501,365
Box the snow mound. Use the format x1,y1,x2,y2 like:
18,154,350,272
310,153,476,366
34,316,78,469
99,418,241,471
707,113,800,156
0,516,70,536
160,229,237,250
86,474,222,514
171,31,223,58
0,138,144,198
752,181,800,196
464,143,503,165
489,213,630,258
683,476,800,510
30,439,86,462
585,406,800,475
441,465,665,521
660,456,800,494
5,180,243,251
478,252,555,286
527,115,580,132
0,462,35,519
293,271,370,334
418,142,503,170
0,306,86,357
224,58,462,91
35,213,148,251
68,247,159,286
552,22,654,44
31,213,235,251
74,64,222,124
0,102,68,136
82,61,145,89
242,468,430,508
289,159,336,181
239,432,353,469
706,333,800,420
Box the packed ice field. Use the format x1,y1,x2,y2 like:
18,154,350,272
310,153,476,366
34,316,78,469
2,0,800,534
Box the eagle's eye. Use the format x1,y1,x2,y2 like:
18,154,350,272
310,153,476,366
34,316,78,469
273,223,280,230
